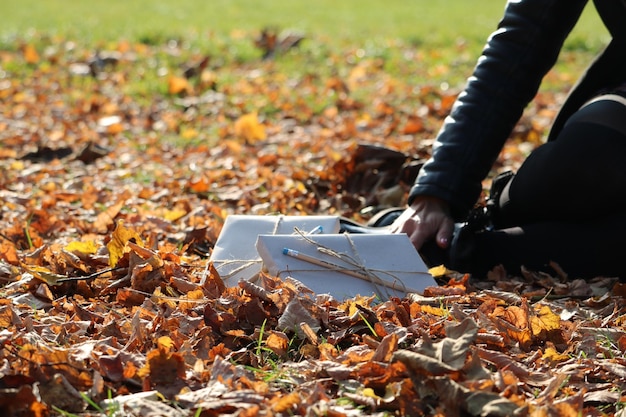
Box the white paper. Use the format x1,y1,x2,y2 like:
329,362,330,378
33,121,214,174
256,233,434,299
209,215,341,285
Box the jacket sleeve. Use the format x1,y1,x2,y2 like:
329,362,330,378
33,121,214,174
408,0,588,220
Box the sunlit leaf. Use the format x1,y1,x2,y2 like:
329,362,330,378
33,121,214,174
64,240,98,255
164,207,187,222
21,263,67,286
541,346,569,363
265,331,289,357
157,335,175,351
106,220,144,267
530,305,561,337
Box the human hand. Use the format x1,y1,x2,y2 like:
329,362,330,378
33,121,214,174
390,196,454,250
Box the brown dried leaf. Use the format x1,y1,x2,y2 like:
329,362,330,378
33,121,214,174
371,332,398,363
202,262,226,298
277,297,320,336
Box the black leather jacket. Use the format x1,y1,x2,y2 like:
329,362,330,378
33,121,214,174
409,0,626,220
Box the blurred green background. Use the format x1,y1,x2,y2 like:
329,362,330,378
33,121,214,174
0,0,606,50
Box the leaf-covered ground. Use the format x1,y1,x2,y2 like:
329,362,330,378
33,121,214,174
1,34,625,416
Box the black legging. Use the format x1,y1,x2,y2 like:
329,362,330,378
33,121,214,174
469,93,626,279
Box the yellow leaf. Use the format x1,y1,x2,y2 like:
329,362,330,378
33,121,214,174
180,127,198,140
362,387,381,399
348,64,367,90
420,304,446,317
106,220,144,267
341,295,375,316
542,347,569,363
531,305,561,337
64,240,98,255
21,264,66,286
10,160,24,170
157,336,175,351
428,265,449,277
164,208,187,222
234,112,266,143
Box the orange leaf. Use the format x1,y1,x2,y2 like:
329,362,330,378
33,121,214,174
271,391,301,413
0,241,19,265
402,115,424,134
168,75,191,95
502,305,529,329
420,305,447,317
93,199,126,233
265,331,289,357
188,176,210,193
234,112,266,143
22,44,39,64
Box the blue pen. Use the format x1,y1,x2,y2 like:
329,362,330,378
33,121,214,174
307,225,323,235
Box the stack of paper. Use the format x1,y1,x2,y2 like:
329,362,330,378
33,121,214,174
209,214,435,299
209,215,341,285
256,233,433,299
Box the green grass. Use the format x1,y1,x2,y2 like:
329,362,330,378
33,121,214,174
0,0,608,95
0,0,607,52
0,1,609,96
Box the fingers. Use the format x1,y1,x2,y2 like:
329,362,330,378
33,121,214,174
406,217,430,250
389,206,418,234
391,210,436,250
435,216,455,248
391,196,454,251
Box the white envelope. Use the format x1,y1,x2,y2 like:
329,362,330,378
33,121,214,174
256,233,435,299
209,215,341,285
